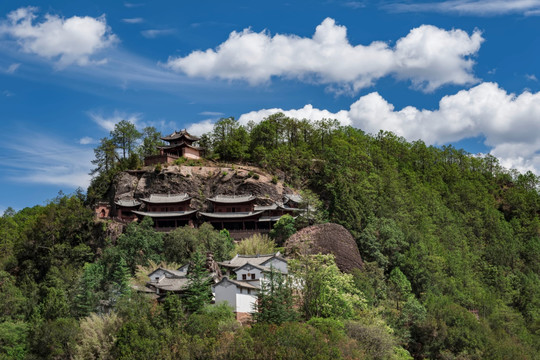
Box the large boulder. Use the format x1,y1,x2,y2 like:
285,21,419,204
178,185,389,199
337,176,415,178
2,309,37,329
285,223,363,273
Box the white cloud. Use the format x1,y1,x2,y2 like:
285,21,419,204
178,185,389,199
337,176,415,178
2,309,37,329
3,90,14,97
526,74,538,81
167,18,483,93
122,17,144,24
88,111,142,132
79,136,95,145
186,119,215,136
0,132,93,188
0,7,117,67
199,111,224,116
236,82,540,174
6,62,20,73
238,104,351,126
124,2,144,8
141,29,175,39
388,0,540,16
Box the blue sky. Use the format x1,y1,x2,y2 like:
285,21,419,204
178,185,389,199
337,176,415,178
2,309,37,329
1,0,540,211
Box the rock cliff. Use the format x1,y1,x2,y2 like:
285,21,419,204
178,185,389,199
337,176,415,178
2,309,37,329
111,164,295,211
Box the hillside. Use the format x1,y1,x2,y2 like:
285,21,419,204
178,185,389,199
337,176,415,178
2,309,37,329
1,114,540,359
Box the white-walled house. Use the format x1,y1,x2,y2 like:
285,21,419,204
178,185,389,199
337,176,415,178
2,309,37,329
213,252,288,321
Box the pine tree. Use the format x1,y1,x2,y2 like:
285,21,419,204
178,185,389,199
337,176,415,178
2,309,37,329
253,267,298,324
183,252,212,313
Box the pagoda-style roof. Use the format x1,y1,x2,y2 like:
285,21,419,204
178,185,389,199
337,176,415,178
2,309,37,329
115,199,141,207
199,211,263,219
147,277,190,292
161,130,200,142
284,194,303,204
140,193,191,204
132,210,197,218
207,194,256,204
158,143,202,151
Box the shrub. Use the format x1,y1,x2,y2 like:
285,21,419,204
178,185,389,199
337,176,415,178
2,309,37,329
247,171,254,178
253,174,260,180
235,234,277,255
271,176,279,184
154,163,162,172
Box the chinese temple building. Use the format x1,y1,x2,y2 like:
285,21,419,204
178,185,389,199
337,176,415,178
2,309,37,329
115,198,142,222
144,129,203,166
132,193,197,231
199,195,266,239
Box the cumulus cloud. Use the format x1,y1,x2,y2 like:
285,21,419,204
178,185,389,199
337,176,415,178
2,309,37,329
388,0,540,16
167,18,483,93
87,111,142,132
187,119,216,136
0,7,117,66
235,82,540,174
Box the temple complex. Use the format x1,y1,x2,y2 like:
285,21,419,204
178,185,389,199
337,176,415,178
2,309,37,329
144,129,203,166
111,192,304,238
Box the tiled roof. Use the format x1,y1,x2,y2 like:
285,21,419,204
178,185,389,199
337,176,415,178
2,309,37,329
161,130,200,142
140,193,191,204
254,203,278,211
148,277,190,292
132,210,197,218
284,194,303,204
233,262,287,274
199,211,263,219
115,199,141,207
218,252,281,268
207,194,256,203
212,277,260,290
148,267,187,278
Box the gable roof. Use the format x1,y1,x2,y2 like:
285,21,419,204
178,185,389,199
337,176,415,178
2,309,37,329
148,277,190,292
212,276,260,290
148,267,186,279
218,252,281,268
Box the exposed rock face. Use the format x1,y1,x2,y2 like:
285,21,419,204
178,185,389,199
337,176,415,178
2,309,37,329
111,164,293,212
284,223,363,273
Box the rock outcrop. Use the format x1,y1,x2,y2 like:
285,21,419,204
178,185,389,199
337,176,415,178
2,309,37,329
284,223,363,273
110,164,294,212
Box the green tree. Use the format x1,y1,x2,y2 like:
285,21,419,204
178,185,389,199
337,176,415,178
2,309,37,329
290,254,366,319
253,268,298,324
111,120,141,160
269,214,297,246
388,267,412,310
138,126,163,158
183,252,212,313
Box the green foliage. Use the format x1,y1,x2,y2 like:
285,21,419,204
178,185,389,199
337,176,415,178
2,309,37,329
269,214,297,246
271,175,278,184
74,312,121,360
234,233,277,255
163,223,234,263
183,252,213,313
253,268,298,324
115,216,163,273
0,321,28,360
290,254,366,319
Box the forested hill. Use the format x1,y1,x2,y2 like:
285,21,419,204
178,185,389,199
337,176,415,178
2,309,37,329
1,114,539,359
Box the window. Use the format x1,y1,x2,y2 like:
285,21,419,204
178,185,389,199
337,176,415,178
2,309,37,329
242,274,247,280
251,273,256,280
247,289,251,294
